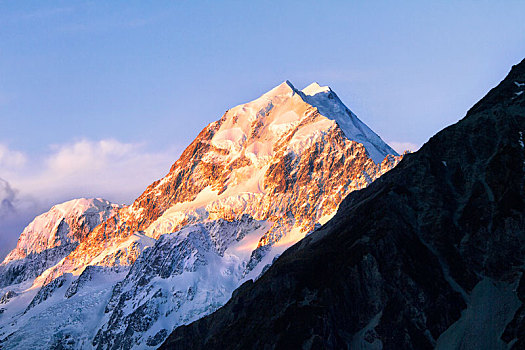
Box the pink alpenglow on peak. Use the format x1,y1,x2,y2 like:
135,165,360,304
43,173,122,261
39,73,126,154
0,81,401,349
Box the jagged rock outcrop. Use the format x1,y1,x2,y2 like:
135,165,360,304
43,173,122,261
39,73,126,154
161,60,525,350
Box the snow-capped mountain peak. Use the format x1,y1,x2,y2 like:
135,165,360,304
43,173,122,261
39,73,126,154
229,80,398,164
0,80,402,349
0,197,121,294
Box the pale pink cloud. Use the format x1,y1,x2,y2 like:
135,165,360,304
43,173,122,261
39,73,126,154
0,139,180,259
0,138,179,211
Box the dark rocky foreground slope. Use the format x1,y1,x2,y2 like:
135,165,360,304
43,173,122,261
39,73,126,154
161,59,525,350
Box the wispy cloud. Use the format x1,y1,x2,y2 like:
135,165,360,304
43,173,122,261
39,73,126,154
0,177,17,217
4,139,178,206
0,177,39,261
0,138,179,260
0,144,27,169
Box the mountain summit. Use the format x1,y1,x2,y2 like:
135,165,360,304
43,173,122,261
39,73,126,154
250,80,397,164
0,81,399,349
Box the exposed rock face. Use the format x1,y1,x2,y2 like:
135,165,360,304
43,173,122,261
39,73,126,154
161,60,525,350
0,291,17,305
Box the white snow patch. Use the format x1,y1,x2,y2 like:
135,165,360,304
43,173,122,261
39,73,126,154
272,226,307,249
271,110,301,125
302,82,331,96
245,141,273,164
90,233,155,266
318,211,336,226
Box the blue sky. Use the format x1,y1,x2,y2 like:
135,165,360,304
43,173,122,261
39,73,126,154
1,1,525,257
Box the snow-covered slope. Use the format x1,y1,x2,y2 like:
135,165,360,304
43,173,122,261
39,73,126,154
0,198,120,288
299,82,397,163
0,198,125,348
93,217,270,348
0,81,400,349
